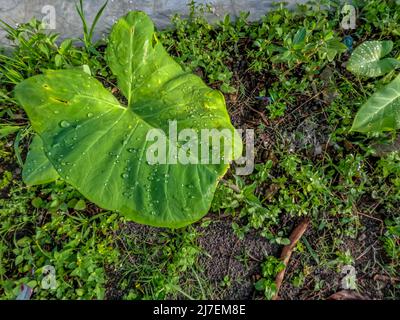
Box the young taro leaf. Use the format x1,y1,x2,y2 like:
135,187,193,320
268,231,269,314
15,11,242,228
347,40,400,78
0,125,21,138
22,135,59,186
351,74,400,132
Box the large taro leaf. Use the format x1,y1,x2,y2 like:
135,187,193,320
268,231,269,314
22,135,59,186
15,11,242,228
347,40,400,78
351,74,400,133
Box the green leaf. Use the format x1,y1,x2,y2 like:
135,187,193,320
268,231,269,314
27,280,38,289
325,38,347,62
82,64,91,75
255,278,267,291
347,40,400,78
22,135,59,186
74,199,86,211
351,74,400,133
276,237,291,245
15,11,242,228
31,197,44,208
15,255,24,265
59,39,73,54
0,125,21,139
55,54,63,67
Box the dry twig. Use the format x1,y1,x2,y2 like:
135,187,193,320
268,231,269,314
273,218,310,300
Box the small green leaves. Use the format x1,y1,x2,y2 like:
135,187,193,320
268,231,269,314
351,74,400,132
347,40,400,77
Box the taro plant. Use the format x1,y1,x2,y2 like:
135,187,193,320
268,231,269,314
347,40,400,132
255,256,285,300
15,11,242,228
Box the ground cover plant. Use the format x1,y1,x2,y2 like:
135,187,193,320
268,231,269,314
1,0,400,300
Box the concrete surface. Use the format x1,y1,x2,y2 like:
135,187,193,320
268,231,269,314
0,0,306,46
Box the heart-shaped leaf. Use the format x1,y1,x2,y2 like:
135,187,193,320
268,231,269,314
347,40,400,78
22,135,59,186
351,74,400,132
15,11,242,228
